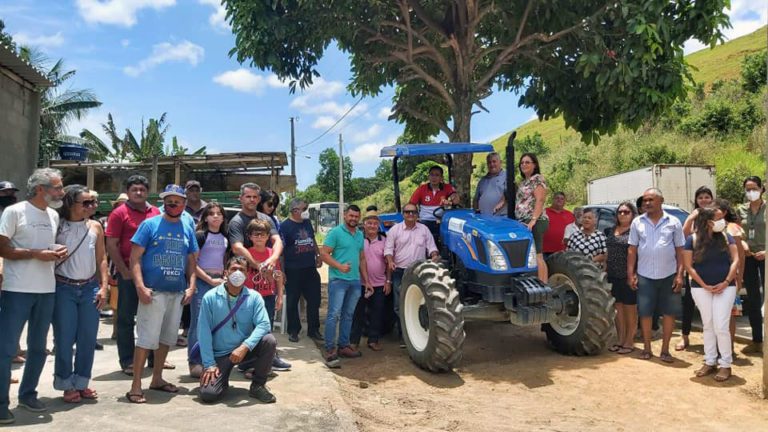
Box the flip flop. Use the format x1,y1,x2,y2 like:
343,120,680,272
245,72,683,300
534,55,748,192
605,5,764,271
163,362,176,370
617,346,635,355
714,367,731,382
659,352,674,363
638,350,653,360
122,366,134,376
149,383,179,393
674,340,688,351
608,344,622,352
125,392,146,404
79,388,98,400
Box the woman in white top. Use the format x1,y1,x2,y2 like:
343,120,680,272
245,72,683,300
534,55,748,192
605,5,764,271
52,185,108,403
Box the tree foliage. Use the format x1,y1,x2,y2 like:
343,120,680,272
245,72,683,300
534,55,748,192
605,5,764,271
0,19,15,52
80,113,206,162
18,47,102,165
315,148,353,200
223,0,730,202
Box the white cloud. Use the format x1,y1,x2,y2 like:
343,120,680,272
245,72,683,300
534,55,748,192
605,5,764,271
351,124,383,143
378,106,393,120
312,116,336,129
199,0,230,32
12,32,64,49
348,135,398,163
76,0,176,27
124,40,204,77
289,78,346,110
121,39,131,47
212,68,287,94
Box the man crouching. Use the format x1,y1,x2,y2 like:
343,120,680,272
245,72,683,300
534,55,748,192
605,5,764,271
198,256,276,403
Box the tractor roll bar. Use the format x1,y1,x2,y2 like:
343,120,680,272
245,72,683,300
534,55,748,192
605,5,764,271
506,131,517,220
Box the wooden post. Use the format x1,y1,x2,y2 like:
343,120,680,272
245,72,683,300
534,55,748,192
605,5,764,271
150,156,158,194
174,159,181,186
86,166,94,190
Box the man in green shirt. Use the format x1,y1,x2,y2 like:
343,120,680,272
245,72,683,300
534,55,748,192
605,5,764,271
319,205,371,367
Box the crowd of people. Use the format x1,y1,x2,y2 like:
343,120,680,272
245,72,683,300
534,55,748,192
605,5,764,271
0,154,765,424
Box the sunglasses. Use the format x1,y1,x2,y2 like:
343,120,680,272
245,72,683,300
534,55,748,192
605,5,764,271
77,199,98,207
617,210,632,215
403,210,418,215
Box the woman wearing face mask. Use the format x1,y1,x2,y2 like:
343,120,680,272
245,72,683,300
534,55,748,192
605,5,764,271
278,198,323,343
52,185,109,403
188,203,230,378
737,176,766,353
676,186,714,351
683,207,739,381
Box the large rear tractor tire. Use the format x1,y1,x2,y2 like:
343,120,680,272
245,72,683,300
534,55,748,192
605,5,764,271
400,261,465,372
543,252,614,355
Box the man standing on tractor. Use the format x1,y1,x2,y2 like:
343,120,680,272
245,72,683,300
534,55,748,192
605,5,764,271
473,152,507,216
384,202,441,346
409,165,459,241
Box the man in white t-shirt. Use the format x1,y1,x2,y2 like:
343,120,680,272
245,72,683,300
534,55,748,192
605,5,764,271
0,169,67,424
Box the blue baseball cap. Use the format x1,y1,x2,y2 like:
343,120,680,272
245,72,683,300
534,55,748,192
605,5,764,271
159,184,186,199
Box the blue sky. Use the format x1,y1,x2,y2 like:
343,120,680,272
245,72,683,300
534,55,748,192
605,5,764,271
2,1,765,190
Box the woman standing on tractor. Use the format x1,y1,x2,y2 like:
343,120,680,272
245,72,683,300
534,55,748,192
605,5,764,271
515,153,549,282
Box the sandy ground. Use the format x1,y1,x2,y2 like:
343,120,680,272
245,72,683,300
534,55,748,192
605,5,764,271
324,322,768,432
315,266,768,431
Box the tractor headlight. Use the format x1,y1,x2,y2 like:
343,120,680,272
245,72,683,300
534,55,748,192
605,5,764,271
527,242,537,268
486,240,508,271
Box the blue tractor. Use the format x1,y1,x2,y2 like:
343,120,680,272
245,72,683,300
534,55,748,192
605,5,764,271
379,133,614,372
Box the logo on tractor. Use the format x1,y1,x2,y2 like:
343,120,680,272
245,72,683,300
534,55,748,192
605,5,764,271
447,218,465,233
508,232,518,239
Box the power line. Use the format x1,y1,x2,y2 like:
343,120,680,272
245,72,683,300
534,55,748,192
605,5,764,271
296,96,365,150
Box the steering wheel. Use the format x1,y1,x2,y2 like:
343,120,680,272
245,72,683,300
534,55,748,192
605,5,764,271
432,203,462,220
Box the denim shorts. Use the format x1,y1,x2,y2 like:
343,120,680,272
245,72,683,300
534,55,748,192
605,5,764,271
637,274,680,318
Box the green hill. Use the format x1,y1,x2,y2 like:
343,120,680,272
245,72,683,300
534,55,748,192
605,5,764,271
356,27,767,211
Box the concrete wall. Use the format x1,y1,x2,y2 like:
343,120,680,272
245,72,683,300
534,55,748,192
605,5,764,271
0,68,41,197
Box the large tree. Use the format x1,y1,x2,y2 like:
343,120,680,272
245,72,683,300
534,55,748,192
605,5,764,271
223,0,729,199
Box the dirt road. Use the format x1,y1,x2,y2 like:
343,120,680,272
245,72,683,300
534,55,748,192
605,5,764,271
325,321,767,432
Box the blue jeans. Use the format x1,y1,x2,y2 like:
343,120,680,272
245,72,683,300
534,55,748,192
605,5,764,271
188,279,217,365
324,279,361,351
0,291,55,410
52,281,100,391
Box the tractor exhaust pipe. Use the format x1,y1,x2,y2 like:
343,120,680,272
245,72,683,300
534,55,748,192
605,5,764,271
505,131,517,220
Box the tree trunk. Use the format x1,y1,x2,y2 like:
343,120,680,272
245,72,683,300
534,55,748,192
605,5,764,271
451,103,473,207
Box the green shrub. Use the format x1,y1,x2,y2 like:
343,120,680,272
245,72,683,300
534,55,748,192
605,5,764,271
717,164,754,205
741,50,767,93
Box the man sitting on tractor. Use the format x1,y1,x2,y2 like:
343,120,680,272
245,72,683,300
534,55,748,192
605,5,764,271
409,165,459,242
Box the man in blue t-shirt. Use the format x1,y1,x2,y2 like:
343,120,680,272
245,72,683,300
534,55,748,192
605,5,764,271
279,198,322,342
126,184,199,404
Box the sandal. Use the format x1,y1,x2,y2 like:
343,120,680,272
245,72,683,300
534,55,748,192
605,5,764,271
608,344,621,352
695,364,716,377
149,382,179,393
675,339,689,351
163,361,176,370
125,391,146,404
79,388,98,399
714,367,731,382
638,350,653,360
63,390,82,403
122,365,134,376
659,352,675,363
617,346,635,355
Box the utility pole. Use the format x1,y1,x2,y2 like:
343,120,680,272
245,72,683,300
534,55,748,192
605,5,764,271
289,117,296,178
338,134,344,225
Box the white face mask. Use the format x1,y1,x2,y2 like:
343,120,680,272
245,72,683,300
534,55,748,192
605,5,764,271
712,219,726,233
746,190,762,202
301,210,310,220
227,270,246,287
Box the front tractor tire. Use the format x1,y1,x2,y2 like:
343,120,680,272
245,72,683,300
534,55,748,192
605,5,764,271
543,252,615,355
400,261,465,372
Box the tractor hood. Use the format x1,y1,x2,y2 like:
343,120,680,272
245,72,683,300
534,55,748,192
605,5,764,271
440,209,537,274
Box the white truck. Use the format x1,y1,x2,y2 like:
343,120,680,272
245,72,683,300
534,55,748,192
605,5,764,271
586,165,716,212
